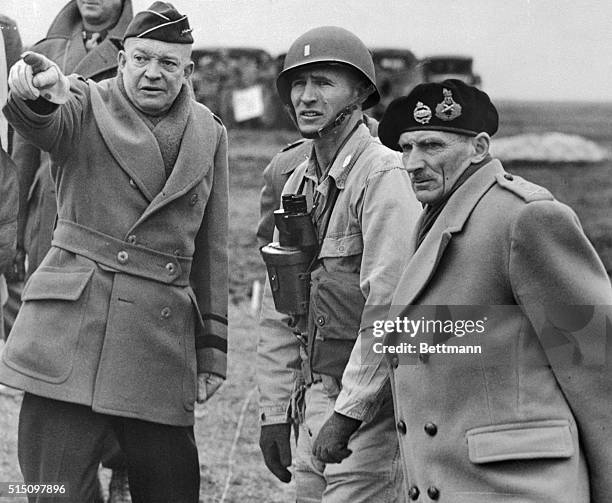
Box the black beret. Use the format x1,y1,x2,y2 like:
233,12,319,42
379,79,498,151
123,1,193,44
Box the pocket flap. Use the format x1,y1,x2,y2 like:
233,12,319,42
22,268,94,302
319,232,363,258
466,420,574,463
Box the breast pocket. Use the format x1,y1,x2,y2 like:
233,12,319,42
3,267,94,383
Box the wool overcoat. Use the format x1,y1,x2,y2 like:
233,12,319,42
386,159,612,502
0,75,228,426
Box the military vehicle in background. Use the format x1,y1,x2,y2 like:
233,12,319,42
190,48,482,129
191,47,278,128
421,55,481,87
369,48,423,119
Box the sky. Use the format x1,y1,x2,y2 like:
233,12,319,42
3,0,611,102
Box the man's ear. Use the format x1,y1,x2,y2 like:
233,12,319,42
183,61,194,80
117,50,126,71
471,132,491,163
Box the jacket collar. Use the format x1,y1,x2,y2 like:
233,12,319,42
89,78,214,211
42,1,133,77
45,0,133,41
390,159,504,308
304,123,372,192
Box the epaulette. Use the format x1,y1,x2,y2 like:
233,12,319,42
212,114,224,126
281,139,307,152
495,172,553,202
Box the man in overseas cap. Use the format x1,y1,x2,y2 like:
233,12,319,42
333,80,612,501
257,26,421,502
2,2,228,501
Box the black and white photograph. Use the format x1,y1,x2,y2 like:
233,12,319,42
0,0,610,501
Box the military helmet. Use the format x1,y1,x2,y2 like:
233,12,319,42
276,26,380,110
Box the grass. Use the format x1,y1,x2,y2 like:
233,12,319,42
1,101,611,501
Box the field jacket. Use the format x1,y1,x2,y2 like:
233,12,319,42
257,123,421,424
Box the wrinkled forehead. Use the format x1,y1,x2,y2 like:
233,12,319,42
398,129,464,145
124,37,192,61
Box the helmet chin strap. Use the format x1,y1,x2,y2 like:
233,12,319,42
287,84,375,140
315,83,375,138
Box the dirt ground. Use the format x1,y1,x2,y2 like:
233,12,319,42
1,101,611,502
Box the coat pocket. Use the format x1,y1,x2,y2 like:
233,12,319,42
466,419,574,464
3,267,94,383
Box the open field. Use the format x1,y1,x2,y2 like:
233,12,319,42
1,100,611,502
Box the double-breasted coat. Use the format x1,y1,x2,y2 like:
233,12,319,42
1,75,228,426
380,160,612,502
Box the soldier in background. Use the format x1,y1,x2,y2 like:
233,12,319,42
0,14,22,342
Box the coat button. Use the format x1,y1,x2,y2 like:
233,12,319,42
189,193,199,206
504,173,514,181
161,307,171,319
166,262,177,275
126,235,136,244
316,316,325,326
397,420,407,435
427,486,440,500
174,249,182,256
424,422,438,436
117,250,129,264
260,412,266,421
408,486,420,500
129,178,137,188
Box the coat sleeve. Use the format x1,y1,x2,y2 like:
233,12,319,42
509,199,612,502
3,76,88,167
191,123,229,378
336,153,422,422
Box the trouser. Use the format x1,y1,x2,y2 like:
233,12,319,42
294,376,404,503
18,393,199,503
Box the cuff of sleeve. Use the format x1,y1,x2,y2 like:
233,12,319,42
334,389,379,423
258,404,291,425
196,346,226,378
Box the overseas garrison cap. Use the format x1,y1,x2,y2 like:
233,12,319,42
379,79,498,151
123,1,193,44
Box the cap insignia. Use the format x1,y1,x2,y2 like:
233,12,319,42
304,44,311,57
413,101,432,124
435,88,462,121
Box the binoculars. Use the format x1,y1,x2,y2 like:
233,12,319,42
260,194,317,316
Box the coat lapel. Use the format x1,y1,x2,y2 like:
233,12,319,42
89,79,166,202
390,160,504,311
73,38,120,78
139,102,218,220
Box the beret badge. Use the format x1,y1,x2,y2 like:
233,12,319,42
435,88,462,121
413,101,432,124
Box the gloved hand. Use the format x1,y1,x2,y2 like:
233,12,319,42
312,412,362,464
196,372,224,403
8,52,70,104
259,423,292,483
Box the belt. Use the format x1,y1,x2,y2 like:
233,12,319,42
52,219,192,286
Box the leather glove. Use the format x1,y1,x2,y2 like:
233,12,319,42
196,372,224,403
312,412,362,464
8,52,70,104
259,423,292,483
